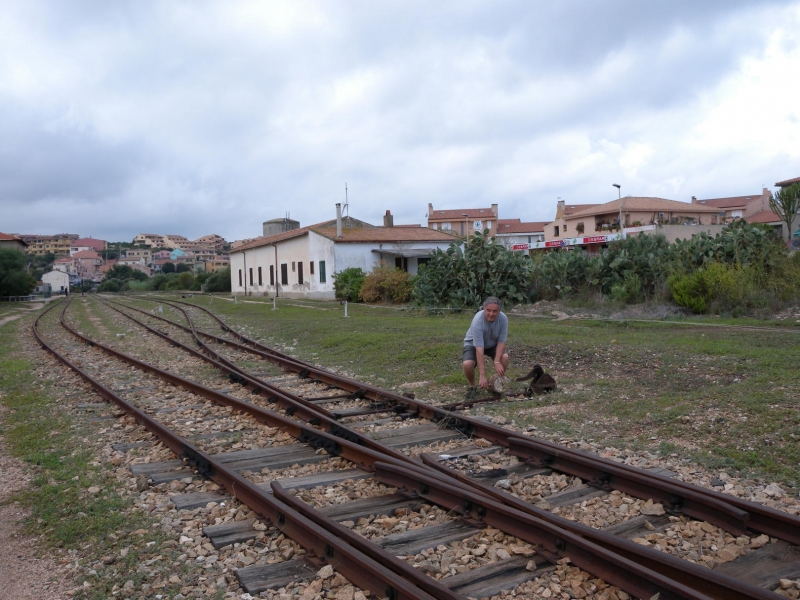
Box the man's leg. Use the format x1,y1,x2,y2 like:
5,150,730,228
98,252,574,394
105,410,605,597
462,360,476,387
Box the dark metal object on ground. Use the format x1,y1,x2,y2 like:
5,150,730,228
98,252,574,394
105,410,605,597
515,364,557,395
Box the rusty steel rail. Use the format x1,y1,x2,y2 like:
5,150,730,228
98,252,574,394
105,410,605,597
162,298,800,547
53,298,789,598
506,436,800,547
96,298,415,465
506,437,749,535
418,454,778,600
374,461,717,600
33,300,458,600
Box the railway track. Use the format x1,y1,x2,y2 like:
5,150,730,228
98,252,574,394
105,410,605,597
31,295,800,599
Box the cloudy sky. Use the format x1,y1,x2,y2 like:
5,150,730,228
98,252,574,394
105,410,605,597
2,1,800,243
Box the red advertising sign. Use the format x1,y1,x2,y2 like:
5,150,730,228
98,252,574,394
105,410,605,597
582,236,607,244
512,244,529,250
545,240,564,247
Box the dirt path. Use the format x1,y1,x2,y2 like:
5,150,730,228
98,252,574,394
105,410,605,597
0,405,72,599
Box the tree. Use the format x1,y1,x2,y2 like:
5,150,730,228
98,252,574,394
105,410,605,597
162,262,176,274
176,263,192,273
770,183,800,241
0,249,36,296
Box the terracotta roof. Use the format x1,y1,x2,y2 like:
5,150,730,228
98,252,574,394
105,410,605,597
564,204,600,216
567,197,720,219
428,208,497,220
72,238,105,250
233,227,313,252
496,221,546,234
72,250,100,258
0,232,28,245
312,226,457,243
775,176,800,187
746,210,782,224
693,194,763,209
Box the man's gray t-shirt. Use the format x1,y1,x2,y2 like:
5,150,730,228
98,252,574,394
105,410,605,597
464,310,508,349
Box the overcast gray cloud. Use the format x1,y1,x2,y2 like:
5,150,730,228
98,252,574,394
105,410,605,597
2,0,799,242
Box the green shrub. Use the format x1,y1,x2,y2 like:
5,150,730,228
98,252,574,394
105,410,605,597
205,267,231,293
359,265,412,303
333,267,365,302
412,231,533,308
97,280,120,293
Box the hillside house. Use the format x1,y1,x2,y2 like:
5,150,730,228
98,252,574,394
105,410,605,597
495,219,546,251
0,233,28,253
70,238,106,255
427,204,498,238
534,197,723,253
230,207,456,299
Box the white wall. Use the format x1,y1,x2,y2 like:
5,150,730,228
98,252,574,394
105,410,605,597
42,270,70,292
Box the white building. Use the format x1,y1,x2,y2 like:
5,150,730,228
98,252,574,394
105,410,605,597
230,207,457,299
42,270,70,293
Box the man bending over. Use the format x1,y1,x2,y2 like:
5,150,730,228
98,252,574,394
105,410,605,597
462,296,509,399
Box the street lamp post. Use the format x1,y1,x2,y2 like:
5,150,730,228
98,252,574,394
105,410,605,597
461,213,469,238
612,184,623,238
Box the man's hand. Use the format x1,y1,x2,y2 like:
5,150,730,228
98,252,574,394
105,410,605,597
478,373,489,388
494,362,505,377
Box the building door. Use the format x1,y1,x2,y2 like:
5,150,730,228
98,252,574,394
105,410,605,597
280,264,288,285
298,262,303,284
319,261,326,283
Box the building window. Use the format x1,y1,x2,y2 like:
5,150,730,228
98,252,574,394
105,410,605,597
249,268,253,286
281,263,288,285
292,261,296,272
270,265,275,285
319,260,326,283
298,262,304,284
258,266,262,286
238,269,242,287
576,222,584,234
563,224,567,232
554,226,560,236
310,261,314,275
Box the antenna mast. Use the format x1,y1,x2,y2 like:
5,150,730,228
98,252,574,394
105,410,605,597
343,183,351,227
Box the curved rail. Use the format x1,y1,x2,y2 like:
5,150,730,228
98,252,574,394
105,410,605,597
154,297,800,547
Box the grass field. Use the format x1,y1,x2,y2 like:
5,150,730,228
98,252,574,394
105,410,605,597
152,294,800,489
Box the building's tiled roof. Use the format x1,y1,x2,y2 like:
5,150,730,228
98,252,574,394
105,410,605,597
72,238,105,250
72,250,100,259
747,210,782,224
428,208,497,220
568,197,720,218
564,204,600,216
496,221,547,234
775,176,800,187
313,226,457,243
0,232,28,245
694,195,761,209
54,258,74,263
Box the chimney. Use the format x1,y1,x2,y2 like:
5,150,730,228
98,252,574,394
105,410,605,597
556,199,565,219
383,210,394,228
428,203,434,220
691,196,697,204
491,203,498,217
336,203,342,238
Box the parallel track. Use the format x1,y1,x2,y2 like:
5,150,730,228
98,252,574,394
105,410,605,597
31,296,800,599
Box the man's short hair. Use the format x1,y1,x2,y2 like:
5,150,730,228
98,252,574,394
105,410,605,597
483,296,502,309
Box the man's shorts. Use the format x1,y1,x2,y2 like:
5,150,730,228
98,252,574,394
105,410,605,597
462,345,498,363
